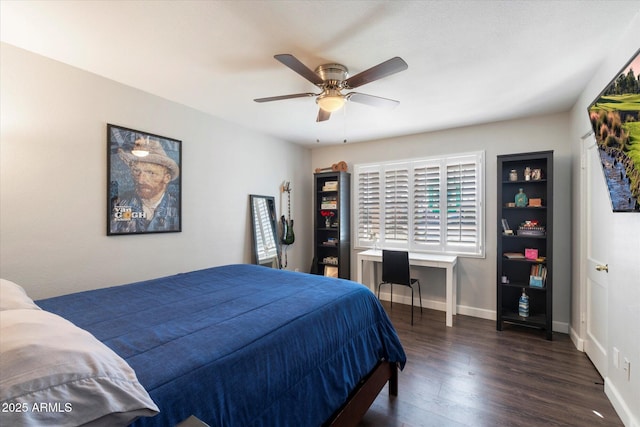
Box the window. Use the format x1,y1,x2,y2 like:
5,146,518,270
354,151,484,257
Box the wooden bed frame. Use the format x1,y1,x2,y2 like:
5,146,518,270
326,361,398,427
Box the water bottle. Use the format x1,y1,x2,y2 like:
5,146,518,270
519,289,529,317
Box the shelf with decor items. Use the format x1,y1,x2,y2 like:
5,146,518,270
313,171,350,279
497,150,553,340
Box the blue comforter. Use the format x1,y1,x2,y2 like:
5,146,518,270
37,264,406,427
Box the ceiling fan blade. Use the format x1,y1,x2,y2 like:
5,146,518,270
254,93,317,103
344,57,408,89
347,92,400,109
274,54,324,86
316,108,331,122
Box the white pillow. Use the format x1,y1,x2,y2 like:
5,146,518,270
0,278,41,311
0,309,159,427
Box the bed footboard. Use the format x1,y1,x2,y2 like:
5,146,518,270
325,361,398,427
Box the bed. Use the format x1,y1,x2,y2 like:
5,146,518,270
1,264,406,427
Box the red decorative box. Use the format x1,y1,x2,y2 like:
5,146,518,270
525,248,539,260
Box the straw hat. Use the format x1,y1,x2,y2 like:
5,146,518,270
118,138,180,181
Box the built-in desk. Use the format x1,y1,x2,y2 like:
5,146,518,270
355,249,458,327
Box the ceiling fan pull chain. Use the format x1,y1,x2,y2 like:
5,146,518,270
343,103,348,143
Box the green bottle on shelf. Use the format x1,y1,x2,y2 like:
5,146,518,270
515,188,528,207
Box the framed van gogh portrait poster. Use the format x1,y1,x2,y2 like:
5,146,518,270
107,124,182,235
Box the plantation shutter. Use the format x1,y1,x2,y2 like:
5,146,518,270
383,167,409,244
446,158,480,249
356,167,380,246
413,162,442,247
354,151,483,256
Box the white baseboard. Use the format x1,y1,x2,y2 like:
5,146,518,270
605,379,639,427
552,320,569,334
569,325,584,351
377,291,445,312
456,304,494,320
378,292,569,333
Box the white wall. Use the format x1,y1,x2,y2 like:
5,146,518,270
0,43,312,300
311,113,573,329
569,12,640,427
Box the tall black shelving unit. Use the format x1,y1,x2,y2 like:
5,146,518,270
497,151,553,340
313,171,350,279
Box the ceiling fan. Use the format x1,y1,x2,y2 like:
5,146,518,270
254,54,408,122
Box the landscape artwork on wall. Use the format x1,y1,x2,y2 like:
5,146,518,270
588,49,640,212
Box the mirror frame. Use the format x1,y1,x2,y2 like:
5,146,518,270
249,194,281,269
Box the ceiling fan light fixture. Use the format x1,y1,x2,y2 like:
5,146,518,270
255,54,408,121
317,90,345,112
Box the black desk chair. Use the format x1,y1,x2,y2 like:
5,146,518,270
377,250,423,325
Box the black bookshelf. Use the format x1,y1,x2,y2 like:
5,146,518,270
497,151,553,340
313,171,350,279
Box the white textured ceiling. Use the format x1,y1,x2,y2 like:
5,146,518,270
2,1,639,146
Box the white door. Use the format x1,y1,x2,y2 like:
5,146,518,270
584,138,610,377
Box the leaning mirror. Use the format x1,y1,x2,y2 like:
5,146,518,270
249,195,280,269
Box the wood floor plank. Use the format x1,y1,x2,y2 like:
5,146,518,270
359,302,623,426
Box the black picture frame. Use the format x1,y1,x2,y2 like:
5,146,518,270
107,124,182,235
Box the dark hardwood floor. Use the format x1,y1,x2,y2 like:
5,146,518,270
359,302,623,427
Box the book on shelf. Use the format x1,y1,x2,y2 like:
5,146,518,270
518,228,546,236
529,264,547,287
503,252,525,259
321,196,337,209
322,181,338,191
517,220,546,236
322,238,337,246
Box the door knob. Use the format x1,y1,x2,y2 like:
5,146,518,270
595,264,609,272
